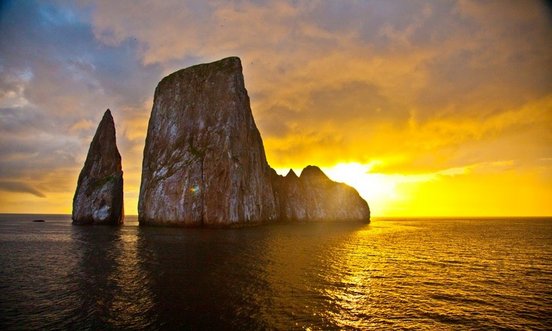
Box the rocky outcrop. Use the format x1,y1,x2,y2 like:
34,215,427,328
271,169,308,221
138,57,370,227
72,109,124,225
138,57,278,226
272,166,370,222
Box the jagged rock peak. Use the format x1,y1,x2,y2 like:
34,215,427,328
273,165,370,222
72,109,124,225
139,57,278,226
300,165,330,181
285,169,299,179
160,56,242,85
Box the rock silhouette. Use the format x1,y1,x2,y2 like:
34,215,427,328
272,166,370,222
139,57,370,226
139,57,278,226
72,109,124,225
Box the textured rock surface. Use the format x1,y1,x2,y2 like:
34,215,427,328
139,57,278,226
72,109,124,225
271,169,308,221
139,56,370,226
272,166,370,222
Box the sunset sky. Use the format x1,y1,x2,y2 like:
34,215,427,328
0,0,551,216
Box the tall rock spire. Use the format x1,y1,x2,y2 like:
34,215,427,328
139,57,278,226
72,109,124,225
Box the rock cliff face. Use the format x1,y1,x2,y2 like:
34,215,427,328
139,57,278,226
139,57,370,226
271,169,308,221
72,109,124,225
272,166,370,222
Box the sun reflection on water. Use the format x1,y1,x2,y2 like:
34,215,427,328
318,220,434,329
1,216,550,329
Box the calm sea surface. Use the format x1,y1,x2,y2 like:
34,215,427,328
0,215,551,330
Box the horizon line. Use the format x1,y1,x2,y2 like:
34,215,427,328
0,213,551,219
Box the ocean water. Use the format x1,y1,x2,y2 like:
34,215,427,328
0,215,550,330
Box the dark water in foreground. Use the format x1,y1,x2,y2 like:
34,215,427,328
0,215,551,330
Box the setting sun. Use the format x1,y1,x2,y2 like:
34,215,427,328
324,163,399,216
275,158,552,218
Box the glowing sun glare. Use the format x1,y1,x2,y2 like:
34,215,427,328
321,162,400,216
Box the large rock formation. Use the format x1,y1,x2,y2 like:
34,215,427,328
139,57,278,226
272,166,370,222
139,57,370,226
72,109,124,225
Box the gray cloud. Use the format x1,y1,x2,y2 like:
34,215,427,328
0,180,46,198
0,0,164,201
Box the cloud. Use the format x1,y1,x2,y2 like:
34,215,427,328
0,0,551,214
0,180,46,198
0,0,165,212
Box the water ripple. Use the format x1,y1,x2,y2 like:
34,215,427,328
0,216,551,329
